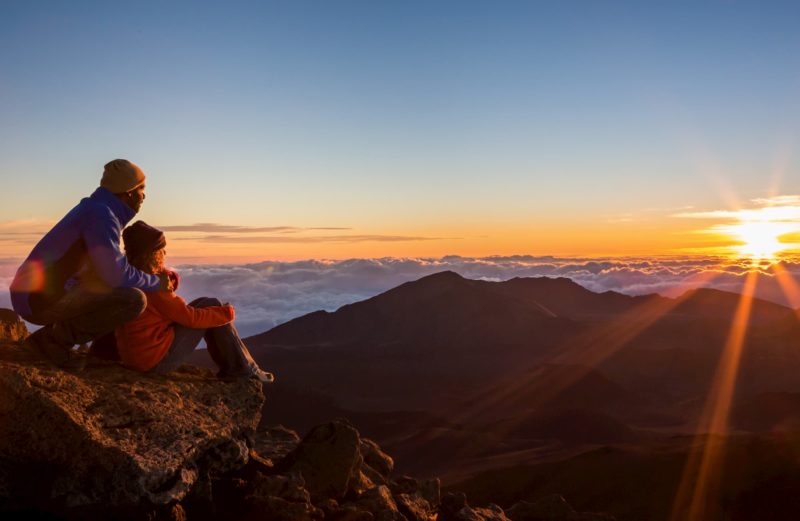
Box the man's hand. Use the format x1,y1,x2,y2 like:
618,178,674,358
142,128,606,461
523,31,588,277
157,272,174,292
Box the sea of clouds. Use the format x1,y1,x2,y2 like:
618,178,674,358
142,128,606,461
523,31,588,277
3,255,800,337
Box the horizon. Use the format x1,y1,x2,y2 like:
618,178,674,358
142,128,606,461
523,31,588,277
5,251,800,339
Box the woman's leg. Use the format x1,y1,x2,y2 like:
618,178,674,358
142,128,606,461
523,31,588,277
189,297,268,378
205,320,259,377
150,296,216,374
151,324,206,374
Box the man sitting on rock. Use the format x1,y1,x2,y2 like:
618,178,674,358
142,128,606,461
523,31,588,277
9,159,172,365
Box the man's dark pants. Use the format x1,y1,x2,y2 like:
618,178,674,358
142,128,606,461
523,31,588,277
27,287,146,348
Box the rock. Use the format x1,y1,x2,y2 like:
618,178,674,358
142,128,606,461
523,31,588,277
377,510,409,521
417,478,441,510
0,309,27,343
360,438,394,477
439,492,511,521
395,492,434,521
238,470,323,521
0,342,264,511
507,495,616,521
329,505,375,521
389,475,439,509
277,418,364,500
254,424,301,463
249,471,311,504
352,485,399,514
242,494,324,521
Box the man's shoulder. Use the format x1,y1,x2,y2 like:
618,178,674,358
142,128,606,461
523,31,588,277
78,196,115,217
75,197,120,229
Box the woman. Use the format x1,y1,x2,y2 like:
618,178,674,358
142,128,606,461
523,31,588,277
115,220,274,382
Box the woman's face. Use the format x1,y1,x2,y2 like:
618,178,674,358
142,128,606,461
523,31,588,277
149,248,167,273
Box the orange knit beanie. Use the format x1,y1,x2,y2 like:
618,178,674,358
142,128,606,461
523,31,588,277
100,159,146,194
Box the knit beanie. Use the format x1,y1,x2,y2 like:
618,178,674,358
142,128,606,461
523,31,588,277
123,221,166,260
101,159,146,194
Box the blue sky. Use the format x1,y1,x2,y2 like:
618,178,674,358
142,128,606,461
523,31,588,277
2,1,800,259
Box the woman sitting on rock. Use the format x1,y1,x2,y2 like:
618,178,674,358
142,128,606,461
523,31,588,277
115,221,275,383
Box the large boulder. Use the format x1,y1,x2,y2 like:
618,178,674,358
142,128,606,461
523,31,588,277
277,418,370,501
0,342,264,514
0,309,27,343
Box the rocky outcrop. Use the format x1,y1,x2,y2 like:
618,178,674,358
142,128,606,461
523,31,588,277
0,308,27,343
0,308,615,521
0,338,264,515
439,491,510,521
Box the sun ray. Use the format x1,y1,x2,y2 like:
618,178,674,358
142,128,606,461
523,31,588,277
770,262,800,312
452,266,732,428
669,270,759,521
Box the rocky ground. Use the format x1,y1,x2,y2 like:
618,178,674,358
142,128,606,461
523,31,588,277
0,309,613,520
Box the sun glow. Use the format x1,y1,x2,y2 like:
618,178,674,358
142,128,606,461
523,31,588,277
724,220,793,259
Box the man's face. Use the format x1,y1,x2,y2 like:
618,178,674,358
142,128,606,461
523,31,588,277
124,184,146,213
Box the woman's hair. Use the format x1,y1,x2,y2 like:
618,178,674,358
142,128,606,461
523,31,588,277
127,248,166,275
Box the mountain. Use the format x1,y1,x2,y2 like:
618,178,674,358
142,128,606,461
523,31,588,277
251,271,575,351
189,271,800,520
243,272,800,425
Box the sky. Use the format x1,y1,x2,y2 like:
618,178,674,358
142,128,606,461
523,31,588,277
3,1,800,262
5,1,800,334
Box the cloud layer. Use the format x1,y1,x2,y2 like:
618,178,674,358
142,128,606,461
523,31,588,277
4,255,800,338
166,255,800,337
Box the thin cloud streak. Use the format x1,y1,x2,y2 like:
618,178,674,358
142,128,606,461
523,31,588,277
177,234,454,244
158,223,352,233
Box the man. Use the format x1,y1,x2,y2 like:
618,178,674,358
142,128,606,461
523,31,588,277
10,159,171,365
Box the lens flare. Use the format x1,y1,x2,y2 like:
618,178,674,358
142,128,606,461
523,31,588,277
723,220,792,260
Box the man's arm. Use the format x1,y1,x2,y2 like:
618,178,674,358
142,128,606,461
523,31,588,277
82,207,163,291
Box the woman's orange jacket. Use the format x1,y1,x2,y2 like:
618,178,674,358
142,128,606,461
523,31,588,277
115,291,234,372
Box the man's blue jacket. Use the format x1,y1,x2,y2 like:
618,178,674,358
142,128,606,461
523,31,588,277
10,187,161,322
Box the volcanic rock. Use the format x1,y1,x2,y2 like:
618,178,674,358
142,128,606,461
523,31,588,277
277,418,380,501
0,341,264,513
439,492,510,521
0,309,27,343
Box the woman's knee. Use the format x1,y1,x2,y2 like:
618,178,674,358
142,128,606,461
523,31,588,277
190,296,222,308
113,288,147,320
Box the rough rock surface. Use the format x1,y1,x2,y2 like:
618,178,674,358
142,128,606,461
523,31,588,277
439,492,510,521
0,338,264,512
0,308,28,343
0,309,616,521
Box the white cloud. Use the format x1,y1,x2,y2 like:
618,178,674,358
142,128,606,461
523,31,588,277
4,255,800,338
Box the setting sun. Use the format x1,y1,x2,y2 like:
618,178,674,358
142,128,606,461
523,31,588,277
680,200,800,261
727,221,789,259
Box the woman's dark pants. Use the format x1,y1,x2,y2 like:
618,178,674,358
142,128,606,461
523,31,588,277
151,297,258,377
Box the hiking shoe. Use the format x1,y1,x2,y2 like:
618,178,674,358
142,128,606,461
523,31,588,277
219,367,276,384
25,327,72,367
251,368,276,384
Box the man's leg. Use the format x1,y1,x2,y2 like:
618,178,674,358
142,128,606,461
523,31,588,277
44,287,147,345
26,287,146,365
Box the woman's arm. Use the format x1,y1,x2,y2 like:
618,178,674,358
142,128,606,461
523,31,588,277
149,291,235,328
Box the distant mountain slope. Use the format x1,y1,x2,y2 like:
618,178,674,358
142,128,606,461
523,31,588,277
230,270,800,480
250,271,577,350
494,276,662,319
669,287,796,325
